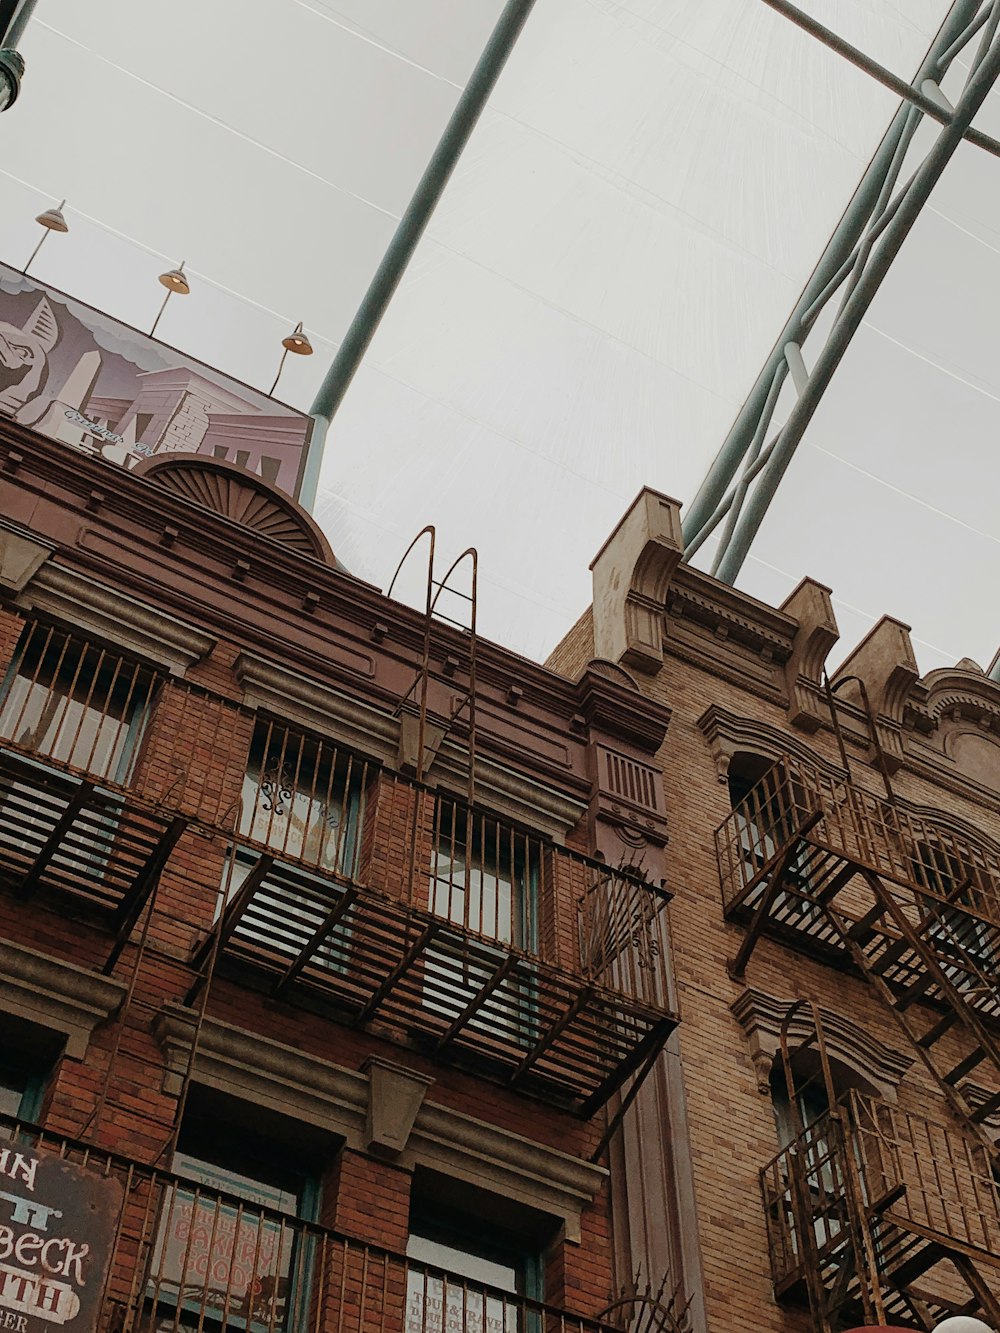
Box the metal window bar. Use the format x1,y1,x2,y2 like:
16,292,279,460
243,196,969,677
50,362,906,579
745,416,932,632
717,754,1000,933
0,619,159,786
0,1111,630,1333
762,1089,1000,1312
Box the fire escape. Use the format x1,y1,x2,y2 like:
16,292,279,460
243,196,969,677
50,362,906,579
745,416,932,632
718,754,1000,1330
0,615,678,1143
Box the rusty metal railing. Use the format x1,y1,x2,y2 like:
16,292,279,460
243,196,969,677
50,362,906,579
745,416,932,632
717,754,1000,930
761,1090,1000,1297
1,1115,623,1333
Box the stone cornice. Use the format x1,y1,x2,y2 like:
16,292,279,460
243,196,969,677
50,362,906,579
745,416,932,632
696,704,847,785
0,939,126,1059
0,427,660,771
17,562,216,675
730,987,913,1100
668,566,797,662
154,1006,606,1239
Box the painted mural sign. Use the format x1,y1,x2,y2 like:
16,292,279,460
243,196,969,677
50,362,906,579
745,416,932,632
0,1145,122,1333
0,263,312,499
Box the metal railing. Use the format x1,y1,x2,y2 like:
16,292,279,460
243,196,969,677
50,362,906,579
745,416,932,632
2,1116,621,1333
230,722,672,1011
717,754,1000,930
761,1090,1000,1294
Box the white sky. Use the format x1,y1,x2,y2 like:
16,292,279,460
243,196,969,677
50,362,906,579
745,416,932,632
2,0,997,673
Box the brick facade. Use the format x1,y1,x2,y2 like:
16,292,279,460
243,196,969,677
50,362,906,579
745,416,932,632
0,429,673,1333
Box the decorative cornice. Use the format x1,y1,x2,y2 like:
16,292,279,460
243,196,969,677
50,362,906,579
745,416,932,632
730,987,913,1100
154,1007,606,1239
922,666,1000,731
17,562,215,675
590,489,684,675
0,939,126,1059
668,566,797,662
779,579,839,733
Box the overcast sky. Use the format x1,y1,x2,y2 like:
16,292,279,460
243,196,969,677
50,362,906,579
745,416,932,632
2,0,997,673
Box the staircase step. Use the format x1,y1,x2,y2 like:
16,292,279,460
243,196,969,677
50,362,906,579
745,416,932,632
869,938,913,974
917,1011,960,1048
895,970,938,1011
944,1048,987,1085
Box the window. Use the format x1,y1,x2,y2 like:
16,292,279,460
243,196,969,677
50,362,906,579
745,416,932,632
0,621,156,784
430,805,537,949
424,805,539,1039
0,1059,44,1124
238,721,363,876
912,840,997,988
406,1190,543,1333
728,755,817,925
0,1020,61,1131
149,1096,322,1333
218,722,367,972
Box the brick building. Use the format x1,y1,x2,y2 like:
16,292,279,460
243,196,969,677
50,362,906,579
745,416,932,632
549,488,1000,1333
0,427,680,1333
3,412,998,1333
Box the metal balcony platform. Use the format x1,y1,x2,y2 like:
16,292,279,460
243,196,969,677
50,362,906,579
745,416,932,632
0,748,184,925
761,1091,1000,1331
198,852,678,1116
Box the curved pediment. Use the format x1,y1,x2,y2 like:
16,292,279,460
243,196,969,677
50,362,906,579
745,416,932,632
133,453,337,565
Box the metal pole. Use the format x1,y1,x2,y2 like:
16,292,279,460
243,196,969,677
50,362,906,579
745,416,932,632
681,0,982,548
301,0,540,510
2,0,37,47
714,20,1000,582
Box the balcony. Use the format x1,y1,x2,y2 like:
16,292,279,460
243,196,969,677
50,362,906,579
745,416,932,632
4,1116,626,1333
201,771,677,1115
760,1090,1000,1329
716,755,1000,1024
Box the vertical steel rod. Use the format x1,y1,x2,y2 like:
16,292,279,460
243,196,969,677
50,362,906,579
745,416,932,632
302,0,540,509
681,0,982,550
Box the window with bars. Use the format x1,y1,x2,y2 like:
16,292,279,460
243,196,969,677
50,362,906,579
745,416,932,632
429,803,538,950
912,840,998,985
0,620,157,784
236,720,366,876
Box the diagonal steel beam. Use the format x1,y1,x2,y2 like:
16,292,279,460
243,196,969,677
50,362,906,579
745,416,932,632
682,0,999,576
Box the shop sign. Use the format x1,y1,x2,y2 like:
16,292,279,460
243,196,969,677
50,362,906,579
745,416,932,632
0,1145,122,1333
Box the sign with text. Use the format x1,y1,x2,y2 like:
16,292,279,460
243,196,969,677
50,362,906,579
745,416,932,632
0,264,312,499
0,1145,122,1333
150,1157,296,1327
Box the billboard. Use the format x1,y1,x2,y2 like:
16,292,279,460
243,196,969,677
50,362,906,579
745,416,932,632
0,264,312,500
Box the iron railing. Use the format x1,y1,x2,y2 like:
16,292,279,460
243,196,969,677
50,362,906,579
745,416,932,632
1,1116,623,1333
761,1090,1000,1296
717,755,1000,928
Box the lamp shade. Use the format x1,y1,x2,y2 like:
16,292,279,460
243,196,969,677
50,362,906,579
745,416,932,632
158,265,190,295
282,322,313,355
931,1321,994,1333
35,202,68,233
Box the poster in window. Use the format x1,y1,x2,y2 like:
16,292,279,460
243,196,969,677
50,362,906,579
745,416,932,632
0,1145,123,1333
150,1156,296,1328
0,263,312,500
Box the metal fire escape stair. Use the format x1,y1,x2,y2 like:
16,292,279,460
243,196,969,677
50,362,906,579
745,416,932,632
722,759,1000,1161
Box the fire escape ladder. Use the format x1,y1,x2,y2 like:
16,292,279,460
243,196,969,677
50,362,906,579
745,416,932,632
819,866,1000,1160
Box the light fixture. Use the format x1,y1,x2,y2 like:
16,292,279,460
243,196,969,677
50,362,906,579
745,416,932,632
932,1320,995,1333
150,261,190,337
23,199,68,275
0,47,24,112
270,321,313,395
